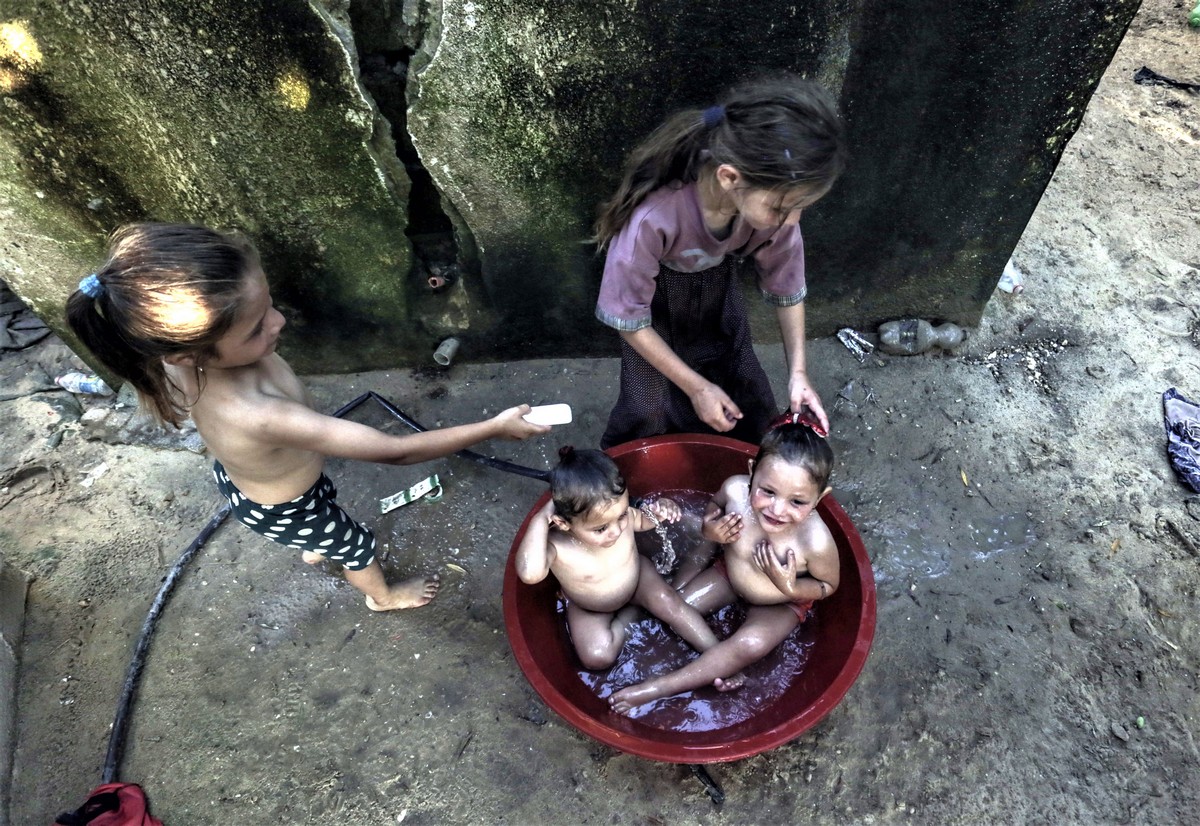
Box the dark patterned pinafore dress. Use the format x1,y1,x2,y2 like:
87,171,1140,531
600,256,776,449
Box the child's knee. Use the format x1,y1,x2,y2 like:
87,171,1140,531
578,647,617,670
736,631,776,662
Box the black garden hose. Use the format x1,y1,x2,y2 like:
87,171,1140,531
336,392,550,482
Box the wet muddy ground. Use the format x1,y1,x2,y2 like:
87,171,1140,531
4,1,1200,823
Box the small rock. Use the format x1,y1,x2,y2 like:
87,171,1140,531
1185,498,1200,522
1111,722,1130,742
80,407,111,429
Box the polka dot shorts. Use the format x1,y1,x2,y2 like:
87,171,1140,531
213,461,376,570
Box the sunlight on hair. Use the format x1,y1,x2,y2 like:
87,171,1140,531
149,288,215,338
275,66,310,111
0,20,42,92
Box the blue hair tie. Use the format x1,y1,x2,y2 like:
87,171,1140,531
702,105,725,129
79,273,104,298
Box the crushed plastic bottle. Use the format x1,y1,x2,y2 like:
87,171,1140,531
998,260,1025,295
1189,3,1200,28
878,319,966,355
55,372,114,396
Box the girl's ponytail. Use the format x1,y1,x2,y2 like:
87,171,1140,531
593,76,847,248
64,223,257,427
592,108,712,248
66,278,183,426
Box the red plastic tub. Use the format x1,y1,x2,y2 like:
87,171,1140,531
502,434,876,763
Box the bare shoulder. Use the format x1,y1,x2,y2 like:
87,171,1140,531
196,374,304,430
545,531,577,567
795,512,839,579
801,510,837,553
188,361,322,462
718,473,750,501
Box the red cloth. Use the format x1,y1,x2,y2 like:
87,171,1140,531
53,782,164,826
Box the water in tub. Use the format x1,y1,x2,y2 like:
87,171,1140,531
570,489,819,732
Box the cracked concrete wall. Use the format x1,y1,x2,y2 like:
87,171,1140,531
2,0,1140,371
409,0,1140,351
408,0,857,357
0,0,418,374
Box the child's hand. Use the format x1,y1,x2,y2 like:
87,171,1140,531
690,383,743,432
494,405,552,440
787,373,830,435
702,510,743,544
754,539,798,593
649,497,682,523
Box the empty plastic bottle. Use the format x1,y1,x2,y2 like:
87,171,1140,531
877,319,965,355
998,261,1025,294
55,372,114,396
1189,3,1200,28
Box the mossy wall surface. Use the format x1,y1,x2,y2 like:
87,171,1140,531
408,0,856,357
409,0,1140,352
2,0,1140,371
0,0,415,373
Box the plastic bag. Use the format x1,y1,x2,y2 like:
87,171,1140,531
1163,388,1200,494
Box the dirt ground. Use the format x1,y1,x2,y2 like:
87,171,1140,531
4,2,1200,823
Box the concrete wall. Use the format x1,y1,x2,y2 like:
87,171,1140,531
0,553,32,826
0,1,421,374
0,1,1141,370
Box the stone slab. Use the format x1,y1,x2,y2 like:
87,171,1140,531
0,553,32,826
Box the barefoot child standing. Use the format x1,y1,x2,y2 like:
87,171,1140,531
610,414,838,712
67,223,549,612
515,447,720,669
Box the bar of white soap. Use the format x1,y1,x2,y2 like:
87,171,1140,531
524,403,573,426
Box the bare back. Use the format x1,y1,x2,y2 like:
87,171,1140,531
168,354,325,504
716,475,838,605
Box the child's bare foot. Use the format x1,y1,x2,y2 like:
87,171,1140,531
608,681,663,715
365,574,440,611
301,551,324,564
713,672,746,692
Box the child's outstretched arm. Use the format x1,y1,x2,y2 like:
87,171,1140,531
630,496,681,532
619,328,742,432
515,499,558,585
777,303,829,433
257,399,550,465
700,495,742,545
674,485,738,589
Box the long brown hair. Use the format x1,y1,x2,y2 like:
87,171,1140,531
593,76,847,247
65,223,258,426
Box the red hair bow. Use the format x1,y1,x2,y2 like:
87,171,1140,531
767,410,828,438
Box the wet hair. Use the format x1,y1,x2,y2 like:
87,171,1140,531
754,423,835,492
549,446,627,522
593,75,848,247
65,223,260,427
